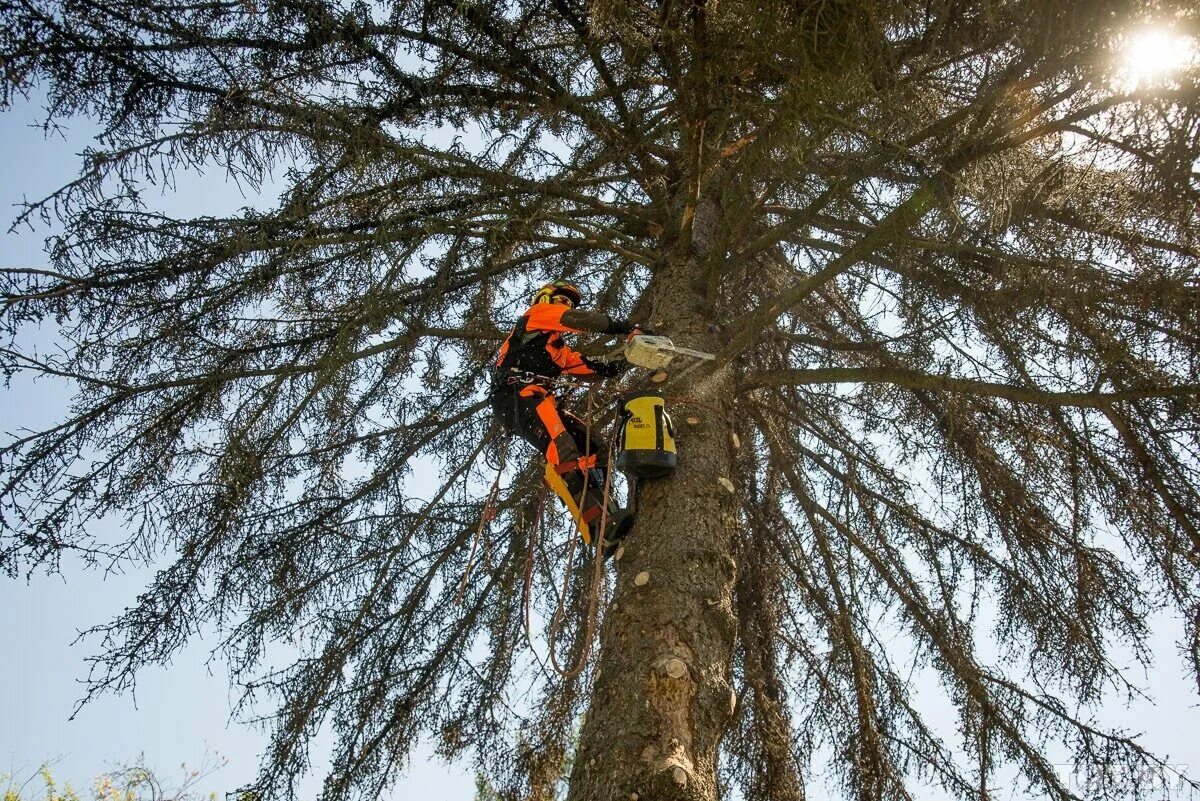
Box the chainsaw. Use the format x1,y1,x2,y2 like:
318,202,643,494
620,334,716,370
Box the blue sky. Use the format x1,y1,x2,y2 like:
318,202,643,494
0,96,476,800
2,90,1198,801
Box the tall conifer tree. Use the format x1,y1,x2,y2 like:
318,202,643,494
3,1,1199,799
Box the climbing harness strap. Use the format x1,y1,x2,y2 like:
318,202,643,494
499,368,593,392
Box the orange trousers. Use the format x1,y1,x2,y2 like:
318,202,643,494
492,385,610,528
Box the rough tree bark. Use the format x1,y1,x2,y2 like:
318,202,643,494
569,198,740,801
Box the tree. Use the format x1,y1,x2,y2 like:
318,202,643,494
2,1,1199,800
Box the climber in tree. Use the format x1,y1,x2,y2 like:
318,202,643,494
490,280,647,551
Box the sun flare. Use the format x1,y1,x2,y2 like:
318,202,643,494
1120,29,1198,87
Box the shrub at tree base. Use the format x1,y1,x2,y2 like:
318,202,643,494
2,761,223,801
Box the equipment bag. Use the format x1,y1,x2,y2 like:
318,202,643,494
615,392,677,478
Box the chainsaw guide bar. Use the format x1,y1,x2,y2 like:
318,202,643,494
622,335,716,370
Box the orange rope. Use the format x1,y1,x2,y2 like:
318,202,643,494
546,428,614,679
519,386,617,678
575,386,594,531
522,488,545,652
455,438,508,605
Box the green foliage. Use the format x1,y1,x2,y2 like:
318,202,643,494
472,774,502,801
2,761,222,801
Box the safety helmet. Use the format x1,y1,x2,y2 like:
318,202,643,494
532,280,583,307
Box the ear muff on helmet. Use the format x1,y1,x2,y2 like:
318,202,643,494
533,281,583,307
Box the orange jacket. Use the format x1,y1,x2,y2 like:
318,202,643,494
494,303,602,380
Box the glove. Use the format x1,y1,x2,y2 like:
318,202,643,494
586,357,625,378
606,317,655,338
628,324,655,338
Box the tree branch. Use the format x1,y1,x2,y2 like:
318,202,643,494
743,367,1200,409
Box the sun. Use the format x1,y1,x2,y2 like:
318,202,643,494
1120,28,1198,88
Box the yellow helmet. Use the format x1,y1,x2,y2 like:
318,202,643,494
532,280,583,307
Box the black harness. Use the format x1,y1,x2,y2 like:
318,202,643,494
491,314,564,395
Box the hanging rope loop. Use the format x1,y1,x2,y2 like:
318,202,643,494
544,392,617,679
455,437,509,605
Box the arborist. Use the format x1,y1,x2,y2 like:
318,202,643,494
490,280,648,551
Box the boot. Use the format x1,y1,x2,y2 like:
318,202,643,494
596,507,634,560
568,469,634,557
545,464,629,549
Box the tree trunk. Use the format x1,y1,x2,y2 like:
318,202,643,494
568,200,740,801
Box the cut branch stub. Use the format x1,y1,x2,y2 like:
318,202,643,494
663,657,688,679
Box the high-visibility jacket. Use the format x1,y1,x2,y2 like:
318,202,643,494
492,304,632,386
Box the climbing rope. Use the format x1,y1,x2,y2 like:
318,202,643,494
505,353,723,676
510,385,617,680
521,487,545,654
543,386,602,677
545,437,613,679
455,437,509,605
520,462,604,681
577,386,596,535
